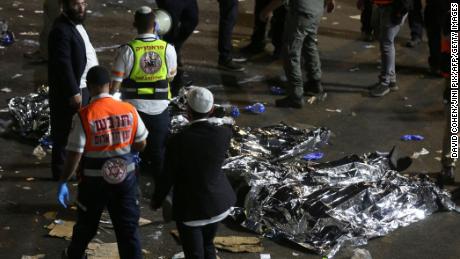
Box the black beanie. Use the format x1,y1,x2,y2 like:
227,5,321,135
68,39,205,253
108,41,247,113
87,66,110,86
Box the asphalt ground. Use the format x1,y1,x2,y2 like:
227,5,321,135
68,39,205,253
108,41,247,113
0,0,459,258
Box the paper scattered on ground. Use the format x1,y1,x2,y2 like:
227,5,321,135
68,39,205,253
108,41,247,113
26,177,34,181
411,148,430,159
47,220,75,240
138,217,152,226
43,211,57,220
292,252,299,256
238,75,264,85
260,254,271,259
351,248,372,259
332,22,339,25
33,145,47,160
95,45,120,52
214,236,264,253
86,242,119,259
349,15,361,20
21,255,45,259
19,32,39,36
326,108,342,113
11,74,23,79
172,251,185,259
364,44,376,49
34,10,44,13
22,186,31,190
349,67,360,72
435,157,442,161
193,30,200,34
0,87,12,93
171,230,263,253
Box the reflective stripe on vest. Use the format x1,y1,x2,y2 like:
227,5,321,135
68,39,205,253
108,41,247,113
78,97,139,174
121,39,171,100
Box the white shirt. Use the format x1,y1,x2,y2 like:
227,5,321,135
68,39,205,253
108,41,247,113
183,208,232,227
111,33,177,115
76,24,99,89
66,93,148,153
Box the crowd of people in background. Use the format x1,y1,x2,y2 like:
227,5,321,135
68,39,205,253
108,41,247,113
17,0,454,258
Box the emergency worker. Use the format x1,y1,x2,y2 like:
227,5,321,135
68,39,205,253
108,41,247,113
57,66,148,259
111,6,177,180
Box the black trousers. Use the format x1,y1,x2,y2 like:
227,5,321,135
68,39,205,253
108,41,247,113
138,109,170,180
249,0,285,51
67,173,141,259
156,0,198,60
176,222,219,259
408,0,423,40
217,0,238,62
360,0,373,34
425,3,443,70
50,87,89,180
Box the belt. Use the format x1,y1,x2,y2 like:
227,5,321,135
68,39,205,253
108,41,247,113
83,162,136,177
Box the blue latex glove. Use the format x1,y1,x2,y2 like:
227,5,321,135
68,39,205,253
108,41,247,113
57,182,70,208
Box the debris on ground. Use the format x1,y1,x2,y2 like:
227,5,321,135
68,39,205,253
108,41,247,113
32,145,47,160
0,87,12,93
47,220,75,240
244,103,266,114
302,152,324,161
260,254,271,259
349,15,361,20
351,248,372,259
411,148,430,159
270,86,285,95
349,67,360,72
401,134,424,141
325,108,342,113
21,255,45,259
172,251,185,259
364,44,376,49
86,242,118,259
43,211,57,220
214,236,264,253
11,74,22,79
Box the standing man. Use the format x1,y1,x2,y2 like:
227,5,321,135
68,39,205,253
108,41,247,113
369,0,409,97
156,0,198,96
217,0,245,72
48,0,98,180
24,0,62,62
261,0,335,108
111,6,177,180
152,87,236,259
57,66,148,259
240,0,286,59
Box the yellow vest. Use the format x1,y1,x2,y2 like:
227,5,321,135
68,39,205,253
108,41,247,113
121,38,170,100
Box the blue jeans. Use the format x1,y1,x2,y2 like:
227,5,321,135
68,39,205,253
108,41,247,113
66,173,141,259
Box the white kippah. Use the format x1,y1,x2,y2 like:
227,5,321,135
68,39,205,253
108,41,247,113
136,6,152,14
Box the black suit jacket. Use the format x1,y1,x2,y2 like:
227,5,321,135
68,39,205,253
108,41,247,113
153,121,236,222
48,14,86,106
48,14,88,142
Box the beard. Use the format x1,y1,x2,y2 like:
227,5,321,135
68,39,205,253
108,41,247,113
66,8,86,24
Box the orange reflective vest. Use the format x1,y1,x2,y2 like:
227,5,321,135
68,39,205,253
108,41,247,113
79,97,138,155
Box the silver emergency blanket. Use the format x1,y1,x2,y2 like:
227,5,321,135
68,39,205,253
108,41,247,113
224,130,460,258
8,85,50,140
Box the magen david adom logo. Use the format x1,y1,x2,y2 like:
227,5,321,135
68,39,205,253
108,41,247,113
140,51,162,74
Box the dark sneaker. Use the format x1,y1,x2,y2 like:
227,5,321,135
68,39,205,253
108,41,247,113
239,43,265,55
406,38,421,48
232,54,248,63
218,59,245,72
275,97,304,109
370,83,390,97
389,82,399,91
361,31,374,42
304,80,324,96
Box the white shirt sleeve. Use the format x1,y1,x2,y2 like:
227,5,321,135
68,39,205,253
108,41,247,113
135,110,149,142
66,114,86,153
165,44,177,79
111,45,134,82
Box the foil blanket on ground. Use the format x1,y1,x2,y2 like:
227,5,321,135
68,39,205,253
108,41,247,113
8,86,50,139
224,150,459,258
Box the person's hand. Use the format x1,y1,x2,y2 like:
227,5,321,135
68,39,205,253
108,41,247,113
69,94,82,110
326,0,336,13
356,0,364,10
57,182,70,208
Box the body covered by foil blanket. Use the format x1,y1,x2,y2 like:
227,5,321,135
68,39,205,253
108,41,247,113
224,151,459,258
8,85,50,139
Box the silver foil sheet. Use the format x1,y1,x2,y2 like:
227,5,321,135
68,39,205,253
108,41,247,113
225,149,459,258
8,85,50,140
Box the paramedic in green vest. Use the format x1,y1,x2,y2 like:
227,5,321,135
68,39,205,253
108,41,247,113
111,6,177,180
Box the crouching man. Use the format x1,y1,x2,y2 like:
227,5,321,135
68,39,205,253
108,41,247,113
57,66,148,259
